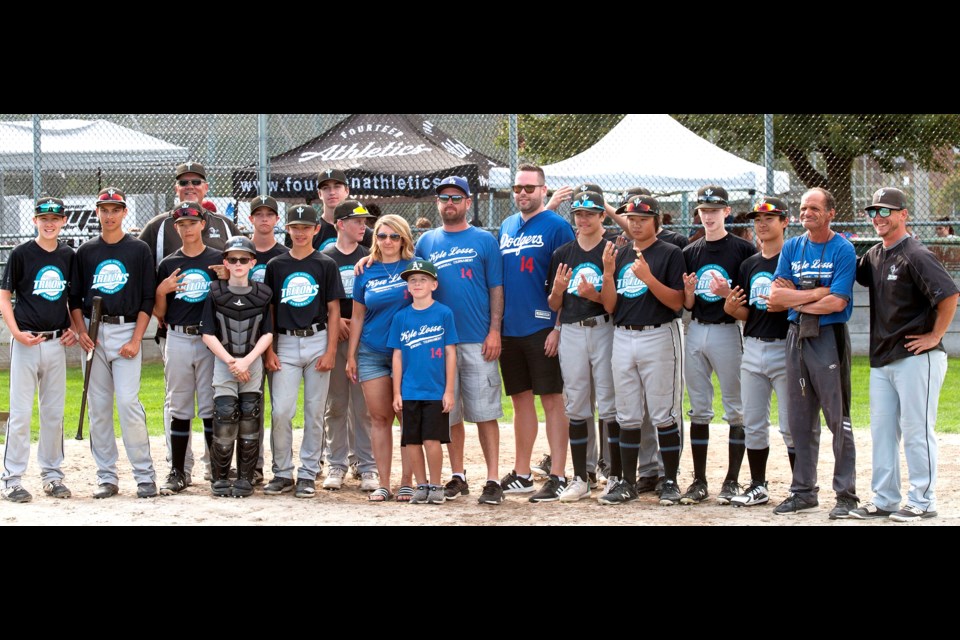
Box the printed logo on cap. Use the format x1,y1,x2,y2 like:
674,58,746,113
32,266,67,301
694,264,730,302
91,259,130,294
174,269,212,302
616,263,648,299
280,271,319,307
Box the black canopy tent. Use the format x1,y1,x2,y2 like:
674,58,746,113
232,114,505,201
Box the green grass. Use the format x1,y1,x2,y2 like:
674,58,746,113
2,357,958,443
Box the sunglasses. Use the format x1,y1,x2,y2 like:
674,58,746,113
36,202,65,214
572,199,602,211
753,201,784,214
512,184,543,194
698,194,728,205
377,233,402,241
225,257,252,265
621,200,657,214
867,207,901,219
178,179,204,187
437,194,467,203
97,191,124,203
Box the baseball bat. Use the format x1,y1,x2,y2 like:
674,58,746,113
75,296,104,440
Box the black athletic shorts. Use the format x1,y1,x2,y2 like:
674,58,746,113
499,327,563,396
401,399,451,446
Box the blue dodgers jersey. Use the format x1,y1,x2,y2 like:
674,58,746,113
774,233,856,326
415,226,503,343
498,210,575,337
354,259,414,353
388,301,460,400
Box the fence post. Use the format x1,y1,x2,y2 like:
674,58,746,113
764,113,774,195
258,114,269,196
32,114,41,199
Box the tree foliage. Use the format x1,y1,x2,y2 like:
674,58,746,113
496,114,625,165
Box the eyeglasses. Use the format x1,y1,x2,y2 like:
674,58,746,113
621,200,657,214
225,257,252,265
437,194,466,203
377,233,402,241
36,202,64,214
178,179,204,187
753,201,784,214
698,194,728,205
512,184,543,194
867,207,901,219
572,199,602,210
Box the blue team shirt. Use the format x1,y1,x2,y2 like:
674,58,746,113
388,301,460,400
774,232,856,326
415,226,503,343
354,259,415,354
498,210,575,337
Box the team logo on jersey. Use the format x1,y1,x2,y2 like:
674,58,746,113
208,228,221,239
749,271,774,310
174,268,212,302
250,264,267,284
400,324,445,349
499,233,545,256
617,263,648,298
887,264,899,281
91,259,130,294
319,237,336,251
339,265,356,300
427,246,478,269
32,266,68,301
569,263,603,295
280,271,320,307
694,264,730,302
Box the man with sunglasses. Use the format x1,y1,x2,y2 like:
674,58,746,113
767,187,858,518
1,197,79,503
850,188,958,522
722,198,796,507
498,164,575,501
680,185,756,506
416,176,506,504
153,202,222,495
70,187,158,499
139,161,240,485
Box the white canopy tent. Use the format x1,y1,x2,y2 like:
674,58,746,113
0,119,187,170
488,114,789,195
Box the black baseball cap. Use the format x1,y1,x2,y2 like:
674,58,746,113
286,204,319,226
866,187,908,211
620,186,652,203
172,201,206,222
96,187,127,208
250,195,279,216
317,168,348,187
616,195,660,217
334,199,376,221
571,191,605,213
175,161,206,179
222,236,256,257
35,196,66,216
746,196,789,219
695,185,730,210
574,182,604,197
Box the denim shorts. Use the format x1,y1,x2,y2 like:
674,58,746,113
357,342,393,382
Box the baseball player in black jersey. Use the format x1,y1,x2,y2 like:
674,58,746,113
850,187,959,521
153,202,222,495
1,197,79,503
201,236,275,497
721,197,796,507
598,195,686,505
680,185,757,505
282,168,374,252
262,204,345,498
69,187,157,499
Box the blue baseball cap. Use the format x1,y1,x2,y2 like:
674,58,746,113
436,176,471,197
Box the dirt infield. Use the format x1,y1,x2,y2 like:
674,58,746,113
2,424,956,526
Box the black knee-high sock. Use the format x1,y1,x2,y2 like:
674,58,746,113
725,424,746,483
606,419,622,478
747,447,769,483
787,447,796,472
203,418,214,451
690,423,709,481
619,427,642,485
170,418,191,472
657,423,681,482
569,419,588,481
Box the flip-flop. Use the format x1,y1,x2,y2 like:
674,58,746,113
396,485,415,503
368,487,392,502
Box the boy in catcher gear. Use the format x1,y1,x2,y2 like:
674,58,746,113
598,195,686,506
153,202,222,495
69,187,158,499
201,236,275,497
1,197,80,503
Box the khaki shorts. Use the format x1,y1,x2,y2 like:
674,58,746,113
450,342,503,424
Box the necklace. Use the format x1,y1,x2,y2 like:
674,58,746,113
382,259,403,280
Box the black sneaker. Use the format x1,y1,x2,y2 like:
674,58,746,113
717,480,742,505
136,482,159,499
253,469,264,486
2,485,32,503
443,476,469,500
529,475,566,503
828,496,859,520
263,476,295,495
478,480,504,505
587,472,598,489
889,505,938,522
597,479,638,505
92,483,119,499
680,479,709,505
294,478,316,499
635,476,659,494
848,502,895,520
211,480,232,497
500,470,535,494
531,454,552,477
773,494,819,515
160,470,187,496
658,480,682,506
42,480,72,499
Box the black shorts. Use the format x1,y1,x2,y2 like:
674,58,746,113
500,327,563,396
401,400,450,446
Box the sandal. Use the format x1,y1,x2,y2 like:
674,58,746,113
368,487,393,502
396,485,415,503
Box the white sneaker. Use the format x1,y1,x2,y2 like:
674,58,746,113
559,476,591,502
322,467,346,490
359,471,379,492
730,481,769,507
598,475,619,499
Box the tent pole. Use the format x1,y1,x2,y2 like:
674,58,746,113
32,114,41,199
258,114,269,196
508,114,518,181
764,114,775,194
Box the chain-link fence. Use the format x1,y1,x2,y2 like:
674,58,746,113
3,114,959,272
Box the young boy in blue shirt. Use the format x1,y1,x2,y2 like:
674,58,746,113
388,260,459,505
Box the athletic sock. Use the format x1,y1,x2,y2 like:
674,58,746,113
657,422,681,482
724,424,746,483
606,419,622,478
619,427,642,485
690,422,709,481
202,417,214,451
170,418,191,472
453,472,465,481
746,447,769,484
569,419,588,481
